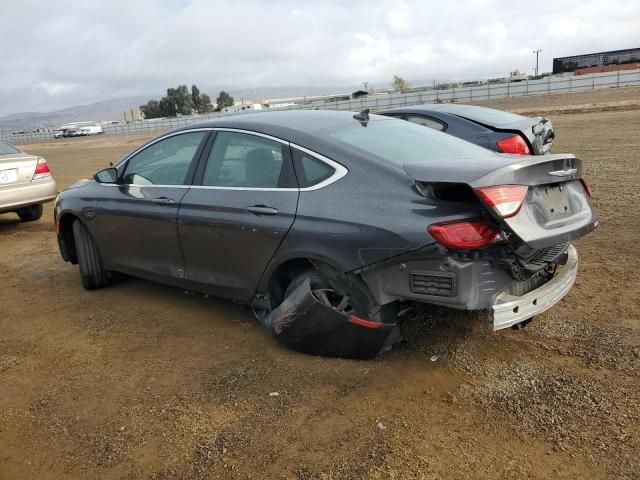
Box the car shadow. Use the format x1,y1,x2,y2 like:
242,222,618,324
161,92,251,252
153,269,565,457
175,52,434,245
0,217,54,235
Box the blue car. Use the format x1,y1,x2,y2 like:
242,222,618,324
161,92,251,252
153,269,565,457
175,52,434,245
380,103,555,155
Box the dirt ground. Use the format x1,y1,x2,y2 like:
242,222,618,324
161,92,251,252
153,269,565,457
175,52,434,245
2,93,639,479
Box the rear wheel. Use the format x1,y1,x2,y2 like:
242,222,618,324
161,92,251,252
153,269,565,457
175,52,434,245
284,268,397,324
72,220,108,290
272,268,399,358
16,204,43,222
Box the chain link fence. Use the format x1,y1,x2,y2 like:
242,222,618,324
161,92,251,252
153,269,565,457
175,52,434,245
3,68,639,143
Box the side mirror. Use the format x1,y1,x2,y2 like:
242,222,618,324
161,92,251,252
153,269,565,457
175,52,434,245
94,167,118,184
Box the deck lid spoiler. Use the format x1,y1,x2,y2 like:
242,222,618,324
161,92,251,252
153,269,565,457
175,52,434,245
403,153,581,188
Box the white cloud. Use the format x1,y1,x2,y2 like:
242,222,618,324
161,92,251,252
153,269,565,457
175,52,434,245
0,0,638,115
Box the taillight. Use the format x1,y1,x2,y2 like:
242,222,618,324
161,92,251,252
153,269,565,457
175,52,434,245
427,218,505,250
580,178,592,198
474,185,528,218
496,135,531,155
33,158,50,180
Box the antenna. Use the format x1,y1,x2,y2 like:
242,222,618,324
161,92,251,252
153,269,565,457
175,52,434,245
353,109,370,126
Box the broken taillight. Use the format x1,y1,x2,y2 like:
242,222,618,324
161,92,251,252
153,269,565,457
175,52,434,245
427,218,505,250
473,184,528,218
496,135,531,155
32,158,51,180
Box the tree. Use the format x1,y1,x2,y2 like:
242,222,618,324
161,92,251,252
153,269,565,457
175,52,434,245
216,90,234,110
140,100,162,119
191,85,202,113
199,93,214,113
169,85,193,115
392,75,410,93
142,84,214,118
159,96,176,117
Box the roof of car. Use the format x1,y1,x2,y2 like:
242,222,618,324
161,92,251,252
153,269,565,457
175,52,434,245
178,109,392,135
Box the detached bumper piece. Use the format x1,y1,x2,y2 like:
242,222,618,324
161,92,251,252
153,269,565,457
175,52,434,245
491,245,578,330
263,278,399,359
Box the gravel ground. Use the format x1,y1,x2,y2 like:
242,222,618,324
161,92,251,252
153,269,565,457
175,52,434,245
1,92,639,479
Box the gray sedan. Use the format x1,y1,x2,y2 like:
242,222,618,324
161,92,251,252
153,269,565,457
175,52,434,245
54,111,595,358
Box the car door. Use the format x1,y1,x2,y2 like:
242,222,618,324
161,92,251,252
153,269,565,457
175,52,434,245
92,130,209,283
177,130,298,301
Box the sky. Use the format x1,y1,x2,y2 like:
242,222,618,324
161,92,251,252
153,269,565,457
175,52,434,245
1,0,638,116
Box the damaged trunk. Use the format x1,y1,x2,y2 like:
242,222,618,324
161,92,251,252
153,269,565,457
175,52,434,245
406,153,597,254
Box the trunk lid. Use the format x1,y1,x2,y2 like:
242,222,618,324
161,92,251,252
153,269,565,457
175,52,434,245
0,153,39,189
404,153,597,252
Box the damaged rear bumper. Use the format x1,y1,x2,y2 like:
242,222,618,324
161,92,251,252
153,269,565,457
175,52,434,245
263,278,400,359
491,245,578,330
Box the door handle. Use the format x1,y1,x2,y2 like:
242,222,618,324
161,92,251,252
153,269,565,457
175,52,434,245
151,197,176,205
246,205,279,216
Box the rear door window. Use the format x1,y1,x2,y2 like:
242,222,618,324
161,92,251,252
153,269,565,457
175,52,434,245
122,131,206,185
202,132,285,188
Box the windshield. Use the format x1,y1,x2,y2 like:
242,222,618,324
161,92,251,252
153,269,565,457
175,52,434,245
441,105,529,126
322,117,493,165
0,140,21,155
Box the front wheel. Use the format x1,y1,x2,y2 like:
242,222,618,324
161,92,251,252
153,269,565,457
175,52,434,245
16,204,43,222
72,220,109,290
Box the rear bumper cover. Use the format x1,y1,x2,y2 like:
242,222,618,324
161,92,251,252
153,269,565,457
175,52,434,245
0,177,57,213
491,244,578,330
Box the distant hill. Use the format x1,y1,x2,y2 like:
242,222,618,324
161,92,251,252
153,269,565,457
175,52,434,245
0,96,150,131
0,83,384,132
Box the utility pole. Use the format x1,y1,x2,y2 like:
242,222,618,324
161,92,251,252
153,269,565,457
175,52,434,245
533,49,542,76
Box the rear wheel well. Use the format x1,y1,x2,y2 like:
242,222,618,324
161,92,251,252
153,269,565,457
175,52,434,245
58,213,80,264
266,258,317,306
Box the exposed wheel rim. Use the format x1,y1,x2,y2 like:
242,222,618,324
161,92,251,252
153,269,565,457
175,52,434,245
311,288,355,315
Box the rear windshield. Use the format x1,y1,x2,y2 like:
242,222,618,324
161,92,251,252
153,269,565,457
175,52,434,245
441,105,528,126
322,117,493,165
0,140,20,155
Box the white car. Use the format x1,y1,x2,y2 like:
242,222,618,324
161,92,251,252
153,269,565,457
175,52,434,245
0,140,57,222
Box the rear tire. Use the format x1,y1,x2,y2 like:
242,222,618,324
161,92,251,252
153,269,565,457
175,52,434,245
272,267,399,358
283,269,396,324
16,204,43,222
72,220,108,290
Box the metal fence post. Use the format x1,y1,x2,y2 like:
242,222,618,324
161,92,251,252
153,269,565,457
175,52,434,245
548,76,551,93
507,78,510,97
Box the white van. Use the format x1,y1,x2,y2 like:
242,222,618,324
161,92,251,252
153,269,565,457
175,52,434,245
79,125,103,136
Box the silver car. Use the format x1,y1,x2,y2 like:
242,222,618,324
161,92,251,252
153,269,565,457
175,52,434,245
0,140,57,222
